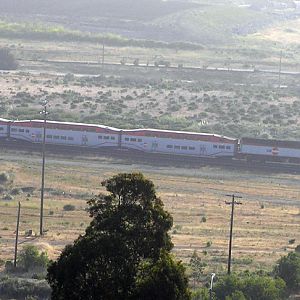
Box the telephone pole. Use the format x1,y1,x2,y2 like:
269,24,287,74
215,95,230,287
278,50,282,89
225,194,242,275
101,41,105,77
40,101,49,236
14,202,21,267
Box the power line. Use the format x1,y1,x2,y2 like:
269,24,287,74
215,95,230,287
225,194,242,275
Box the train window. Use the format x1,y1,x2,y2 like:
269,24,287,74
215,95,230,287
174,146,180,150
125,138,129,141
130,138,136,142
226,146,231,150
46,135,52,139
19,129,24,133
53,136,59,139
68,137,74,141
36,134,42,138
0,127,3,131
266,149,272,153
104,136,109,140
213,145,218,149
11,128,17,132
166,145,173,149
98,136,102,139
61,136,67,140
219,145,225,149
181,146,188,150
26,129,29,133
111,136,115,140
138,138,142,142
189,146,195,150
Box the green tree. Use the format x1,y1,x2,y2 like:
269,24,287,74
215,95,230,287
135,250,191,300
47,173,190,300
274,251,300,291
0,48,18,70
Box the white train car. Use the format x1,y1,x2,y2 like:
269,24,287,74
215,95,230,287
9,120,120,148
0,118,9,139
121,129,237,157
240,138,300,162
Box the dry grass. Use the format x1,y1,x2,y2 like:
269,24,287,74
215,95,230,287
1,151,300,276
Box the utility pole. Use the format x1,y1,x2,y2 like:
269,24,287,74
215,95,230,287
278,50,282,89
14,202,21,268
40,101,49,236
101,41,105,77
225,194,242,275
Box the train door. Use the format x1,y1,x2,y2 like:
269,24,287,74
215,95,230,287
82,135,88,146
7,122,11,138
151,141,158,152
118,131,122,149
32,132,42,143
199,145,207,156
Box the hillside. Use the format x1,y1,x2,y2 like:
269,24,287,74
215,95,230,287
0,0,296,44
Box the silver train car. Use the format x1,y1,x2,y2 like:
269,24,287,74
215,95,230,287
2,118,300,163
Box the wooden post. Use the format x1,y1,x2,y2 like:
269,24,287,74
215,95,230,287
225,194,242,274
14,201,21,268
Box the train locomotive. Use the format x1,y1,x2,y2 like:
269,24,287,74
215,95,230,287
1,118,300,163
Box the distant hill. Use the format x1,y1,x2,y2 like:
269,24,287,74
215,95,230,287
0,0,296,44
0,0,198,20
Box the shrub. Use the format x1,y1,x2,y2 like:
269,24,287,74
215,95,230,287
0,172,10,185
11,188,21,195
214,273,286,300
18,245,49,272
3,194,13,201
0,277,51,299
63,204,76,211
0,48,18,70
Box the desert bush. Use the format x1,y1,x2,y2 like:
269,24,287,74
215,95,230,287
0,172,10,185
0,48,18,70
63,204,76,211
11,188,22,195
3,194,14,201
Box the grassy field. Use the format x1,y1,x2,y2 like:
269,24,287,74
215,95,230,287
1,150,300,276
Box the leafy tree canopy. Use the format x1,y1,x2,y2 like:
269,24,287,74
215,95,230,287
214,273,286,300
274,251,300,291
47,173,190,300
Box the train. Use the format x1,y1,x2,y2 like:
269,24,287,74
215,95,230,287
1,117,300,164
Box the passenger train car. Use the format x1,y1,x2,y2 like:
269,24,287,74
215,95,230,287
0,119,237,158
0,118,9,139
240,138,300,163
121,129,237,157
1,118,300,163
8,120,120,148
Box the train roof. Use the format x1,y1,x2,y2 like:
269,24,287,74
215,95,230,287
123,128,237,143
241,137,300,149
11,120,120,132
